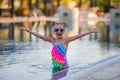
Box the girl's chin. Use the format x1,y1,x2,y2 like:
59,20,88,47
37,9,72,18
57,35,62,38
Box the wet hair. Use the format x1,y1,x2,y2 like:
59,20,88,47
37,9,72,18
52,22,66,27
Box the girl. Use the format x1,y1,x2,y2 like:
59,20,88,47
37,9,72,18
21,22,99,71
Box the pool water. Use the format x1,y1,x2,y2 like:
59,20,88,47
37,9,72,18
0,36,120,80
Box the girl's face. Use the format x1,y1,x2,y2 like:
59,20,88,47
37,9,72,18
53,23,65,38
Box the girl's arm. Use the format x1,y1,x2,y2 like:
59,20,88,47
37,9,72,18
65,29,99,43
20,27,54,42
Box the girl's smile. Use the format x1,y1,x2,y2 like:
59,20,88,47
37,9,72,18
56,33,62,36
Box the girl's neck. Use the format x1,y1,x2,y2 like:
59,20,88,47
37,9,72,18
56,37,63,40
55,37,64,44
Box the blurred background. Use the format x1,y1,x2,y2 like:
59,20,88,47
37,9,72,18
0,0,120,43
0,0,120,80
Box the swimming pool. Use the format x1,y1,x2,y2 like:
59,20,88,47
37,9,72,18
0,36,120,80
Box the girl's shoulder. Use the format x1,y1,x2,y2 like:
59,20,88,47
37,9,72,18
63,38,69,43
51,38,57,45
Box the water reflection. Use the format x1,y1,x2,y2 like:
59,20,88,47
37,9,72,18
0,39,120,80
0,20,120,44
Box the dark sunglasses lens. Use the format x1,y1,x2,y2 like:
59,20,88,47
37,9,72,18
60,29,64,32
54,29,58,32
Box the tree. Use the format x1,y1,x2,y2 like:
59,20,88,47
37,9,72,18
98,0,107,12
111,0,120,2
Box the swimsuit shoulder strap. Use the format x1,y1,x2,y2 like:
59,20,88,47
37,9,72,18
61,39,65,44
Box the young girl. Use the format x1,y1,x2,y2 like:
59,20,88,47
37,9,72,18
21,22,99,71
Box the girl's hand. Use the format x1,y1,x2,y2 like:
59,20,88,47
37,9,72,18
20,27,30,31
90,29,100,33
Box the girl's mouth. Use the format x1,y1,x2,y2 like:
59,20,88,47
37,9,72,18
57,33,62,36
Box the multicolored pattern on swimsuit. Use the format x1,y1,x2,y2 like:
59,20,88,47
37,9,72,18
51,44,66,69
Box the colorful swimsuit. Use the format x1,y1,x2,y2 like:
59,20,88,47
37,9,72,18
51,42,68,69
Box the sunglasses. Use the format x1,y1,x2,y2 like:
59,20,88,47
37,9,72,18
54,29,64,32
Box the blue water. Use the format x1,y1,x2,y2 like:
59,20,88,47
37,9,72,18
0,36,120,80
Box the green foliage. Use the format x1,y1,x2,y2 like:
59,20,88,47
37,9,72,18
98,0,107,12
92,0,98,6
111,0,120,2
98,0,107,6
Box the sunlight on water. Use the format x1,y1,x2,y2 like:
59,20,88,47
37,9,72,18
0,36,120,80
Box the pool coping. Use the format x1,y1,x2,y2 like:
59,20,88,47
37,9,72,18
61,54,120,80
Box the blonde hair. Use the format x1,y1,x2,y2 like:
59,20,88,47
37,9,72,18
52,22,66,27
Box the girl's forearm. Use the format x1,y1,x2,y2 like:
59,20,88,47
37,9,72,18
24,29,53,42
24,29,38,37
78,31,92,38
72,31,93,40
66,31,93,43
26,29,40,37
